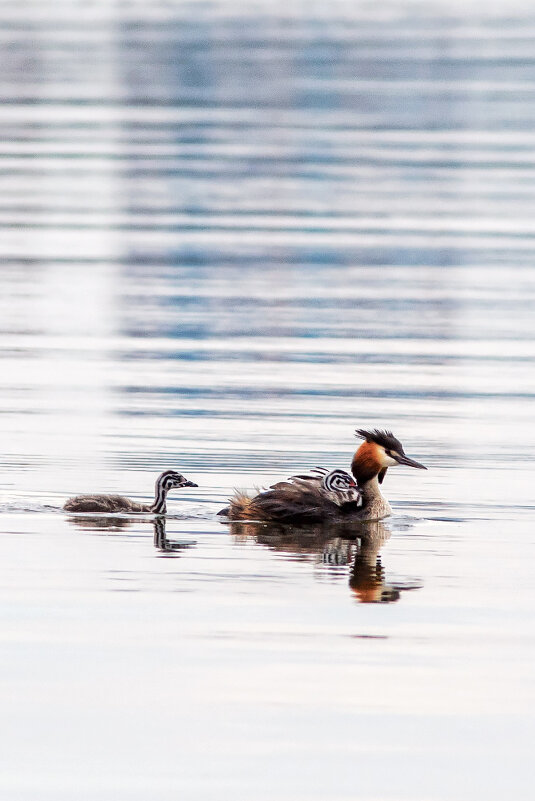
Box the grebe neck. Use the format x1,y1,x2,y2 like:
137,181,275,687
357,475,382,501
356,475,392,520
149,480,168,514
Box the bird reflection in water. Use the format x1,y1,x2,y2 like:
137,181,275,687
228,519,422,603
65,515,196,554
66,515,135,531
152,516,197,553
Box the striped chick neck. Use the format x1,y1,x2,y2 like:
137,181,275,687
150,474,173,514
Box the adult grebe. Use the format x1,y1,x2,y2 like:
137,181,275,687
219,429,426,523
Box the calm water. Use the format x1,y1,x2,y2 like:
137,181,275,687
1,1,535,798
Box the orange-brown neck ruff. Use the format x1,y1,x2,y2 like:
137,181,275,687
351,441,383,487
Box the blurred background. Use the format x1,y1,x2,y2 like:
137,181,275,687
1,0,534,509
1,2,535,800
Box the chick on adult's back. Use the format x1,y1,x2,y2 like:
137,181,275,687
220,467,361,524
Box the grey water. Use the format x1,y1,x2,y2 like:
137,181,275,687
1,1,535,798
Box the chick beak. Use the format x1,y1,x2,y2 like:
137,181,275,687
181,480,198,487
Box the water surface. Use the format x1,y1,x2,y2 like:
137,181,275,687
1,2,535,799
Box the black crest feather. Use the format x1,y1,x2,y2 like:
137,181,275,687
355,428,404,454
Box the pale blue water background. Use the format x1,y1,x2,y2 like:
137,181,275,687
1,1,535,799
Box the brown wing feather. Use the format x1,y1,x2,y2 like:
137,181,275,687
223,473,339,523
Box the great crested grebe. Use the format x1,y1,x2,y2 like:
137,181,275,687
63,470,198,514
218,429,426,523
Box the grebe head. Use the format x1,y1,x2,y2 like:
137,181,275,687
321,469,358,493
352,429,426,486
157,470,198,490
321,469,362,506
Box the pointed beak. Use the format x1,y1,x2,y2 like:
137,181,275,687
393,453,427,470
181,480,198,488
